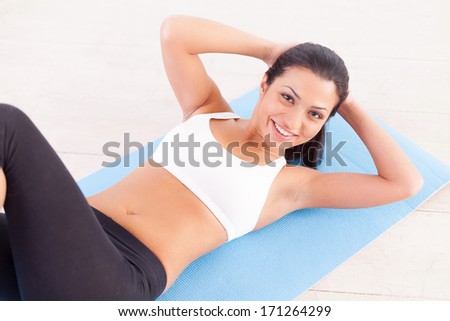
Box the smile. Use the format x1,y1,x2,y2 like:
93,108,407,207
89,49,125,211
271,119,297,138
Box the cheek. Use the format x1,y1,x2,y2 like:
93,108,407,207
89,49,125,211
297,123,325,144
260,95,284,115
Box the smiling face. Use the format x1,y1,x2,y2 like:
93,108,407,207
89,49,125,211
252,66,340,157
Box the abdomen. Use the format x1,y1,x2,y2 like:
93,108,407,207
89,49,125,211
86,162,227,289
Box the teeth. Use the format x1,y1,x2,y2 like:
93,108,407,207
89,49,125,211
274,120,294,137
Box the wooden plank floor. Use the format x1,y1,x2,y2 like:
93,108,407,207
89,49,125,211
0,0,449,300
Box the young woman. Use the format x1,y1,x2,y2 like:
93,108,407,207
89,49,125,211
0,15,423,300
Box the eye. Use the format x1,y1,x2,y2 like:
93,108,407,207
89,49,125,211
309,111,323,119
282,93,294,104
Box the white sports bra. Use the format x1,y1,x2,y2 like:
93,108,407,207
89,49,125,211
151,112,286,241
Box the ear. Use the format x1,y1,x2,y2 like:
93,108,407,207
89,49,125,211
259,74,269,99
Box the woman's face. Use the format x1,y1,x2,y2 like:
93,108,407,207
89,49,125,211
255,66,339,155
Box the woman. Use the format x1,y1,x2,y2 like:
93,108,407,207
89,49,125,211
0,15,423,300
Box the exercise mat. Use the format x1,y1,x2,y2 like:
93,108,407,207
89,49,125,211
78,89,450,300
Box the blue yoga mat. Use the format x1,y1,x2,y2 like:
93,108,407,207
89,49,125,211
78,89,450,300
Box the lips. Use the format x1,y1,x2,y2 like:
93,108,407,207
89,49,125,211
271,119,297,138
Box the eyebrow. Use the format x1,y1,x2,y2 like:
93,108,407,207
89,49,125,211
283,86,329,113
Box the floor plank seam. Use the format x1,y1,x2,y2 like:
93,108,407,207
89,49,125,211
345,55,450,63
308,289,447,300
370,109,450,115
416,209,450,214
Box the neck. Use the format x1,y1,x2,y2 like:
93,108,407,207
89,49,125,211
242,114,285,161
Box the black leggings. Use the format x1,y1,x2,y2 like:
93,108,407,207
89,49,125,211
0,104,166,300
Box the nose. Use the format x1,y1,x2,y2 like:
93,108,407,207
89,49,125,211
286,110,305,133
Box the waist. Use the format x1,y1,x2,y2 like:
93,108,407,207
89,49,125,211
91,206,167,299
86,165,228,288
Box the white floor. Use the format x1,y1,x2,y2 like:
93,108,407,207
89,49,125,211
0,0,449,300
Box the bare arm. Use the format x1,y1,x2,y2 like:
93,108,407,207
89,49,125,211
160,15,276,119
287,96,424,209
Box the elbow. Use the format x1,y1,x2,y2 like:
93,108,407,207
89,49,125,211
160,15,185,45
407,170,424,197
160,16,176,44
396,174,424,200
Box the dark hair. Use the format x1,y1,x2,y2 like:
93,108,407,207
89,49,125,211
265,42,349,168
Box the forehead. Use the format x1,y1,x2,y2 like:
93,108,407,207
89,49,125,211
273,67,338,108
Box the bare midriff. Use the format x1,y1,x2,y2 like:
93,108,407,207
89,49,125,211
85,118,289,296
86,161,228,294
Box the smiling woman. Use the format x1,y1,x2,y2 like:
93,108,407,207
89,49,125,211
0,15,423,301
260,65,342,167
264,43,349,167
